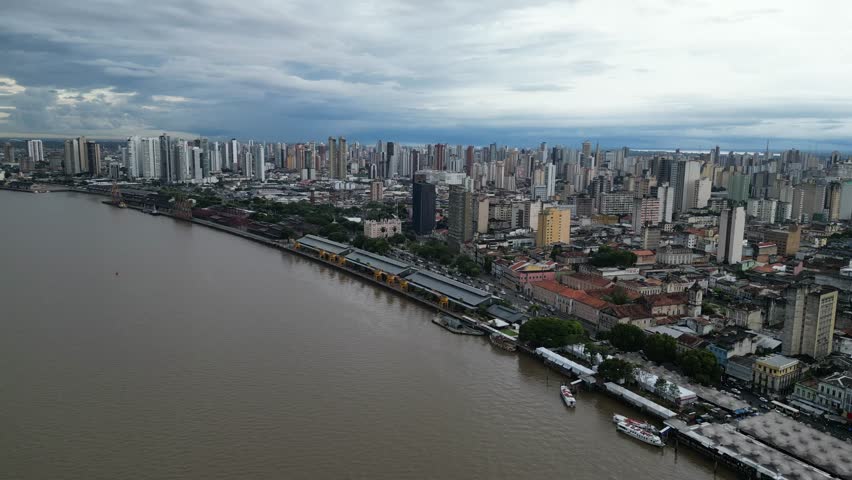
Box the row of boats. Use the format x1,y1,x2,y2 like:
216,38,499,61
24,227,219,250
560,386,666,448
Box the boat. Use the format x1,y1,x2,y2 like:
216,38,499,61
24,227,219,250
489,333,517,352
560,385,576,407
615,420,665,447
432,314,485,336
612,414,659,434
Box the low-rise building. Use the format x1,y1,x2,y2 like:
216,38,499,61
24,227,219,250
753,354,801,395
704,328,757,368
363,218,402,238
559,272,613,291
791,371,852,417
725,355,756,385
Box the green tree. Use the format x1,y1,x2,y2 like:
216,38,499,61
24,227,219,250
598,358,636,383
518,316,584,348
643,334,678,364
454,255,481,276
654,377,669,397
678,349,721,385
604,287,630,305
608,324,646,352
589,246,637,268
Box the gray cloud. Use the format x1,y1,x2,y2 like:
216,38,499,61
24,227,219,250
0,0,851,150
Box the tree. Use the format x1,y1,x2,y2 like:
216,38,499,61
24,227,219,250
589,246,637,268
550,245,563,260
518,316,584,348
604,286,630,305
454,255,480,276
678,349,722,385
598,358,635,383
643,334,678,364
654,377,669,397
608,324,645,352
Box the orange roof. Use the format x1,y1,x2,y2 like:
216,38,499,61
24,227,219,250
564,272,613,288
644,293,687,306
631,250,655,256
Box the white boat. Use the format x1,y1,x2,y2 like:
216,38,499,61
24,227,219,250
615,421,665,447
560,385,576,407
612,414,658,434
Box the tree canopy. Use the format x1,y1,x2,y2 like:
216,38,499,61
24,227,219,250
518,316,584,348
589,246,637,268
643,334,678,364
597,358,636,383
608,323,646,352
454,255,480,276
678,349,721,385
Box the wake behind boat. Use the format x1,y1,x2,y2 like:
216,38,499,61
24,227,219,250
560,385,576,408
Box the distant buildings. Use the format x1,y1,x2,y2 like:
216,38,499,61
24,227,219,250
412,181,436,235
717,206,745,264
369,180,384,202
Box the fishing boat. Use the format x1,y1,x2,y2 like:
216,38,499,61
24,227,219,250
560,385,576,407
432,314,485,336
615,419,665,447
612,414,658,434
489,333,517,352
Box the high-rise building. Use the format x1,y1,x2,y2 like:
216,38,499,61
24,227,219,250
328,137,339,178
191,147,203,181
581,140,592,160
125,136,141,178
656,182,675,223
782,285,838,360
3,142,15,164
159,134,173,182
173,141,188,182
717,206,746,264
827,182,842,221
27,140,44,164
464,146,474,175
63,139,79,176
535,207,571,247
544,162,556,199
86,141,101,176
728,173,751,202
448,185,475,246
337,137,347,178
641,225,662,250
76,136,89,174
673,160,701,211
370,180,384,202
693,178,712,209
434,144,446,171
632,197,660,234
253,143,265,182
412,182,436,235
140,137,159,179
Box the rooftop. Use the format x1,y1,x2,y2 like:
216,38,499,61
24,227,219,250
344,249,412,276
403,270,492,308
756,354,799,370
738,411,852,479
297,234,351,255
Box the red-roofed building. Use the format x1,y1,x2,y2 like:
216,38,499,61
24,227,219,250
599,304,654,332
500,258,557,292
560,272,613,291
631,249,657,265
641,293,689,317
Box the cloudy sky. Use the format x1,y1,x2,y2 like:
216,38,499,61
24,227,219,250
1,0,851,150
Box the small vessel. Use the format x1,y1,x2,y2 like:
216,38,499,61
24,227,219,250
615,420,665,447
612,414,658,434
560,385,576,407
489,333,517,352
432,314,485,336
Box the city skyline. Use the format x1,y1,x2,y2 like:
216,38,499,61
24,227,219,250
1,1,852,150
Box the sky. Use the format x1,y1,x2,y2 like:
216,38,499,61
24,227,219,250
1,0,852,151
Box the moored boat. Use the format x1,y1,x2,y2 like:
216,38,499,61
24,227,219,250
560,385,576,407
615,420,665,447
612,414,658,434
432,314,485,336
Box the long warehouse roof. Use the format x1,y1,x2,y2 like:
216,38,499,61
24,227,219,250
403,269,492,307
345,249,411,276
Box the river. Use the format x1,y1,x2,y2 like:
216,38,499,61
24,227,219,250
0,191,733,479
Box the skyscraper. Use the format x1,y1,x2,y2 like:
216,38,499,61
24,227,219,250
782,284,838,360
535,207,571,247
159,134,173,182
656,182,675,223
63,139,79,176
125,136,141,178
412,182,436,235
86,140,101,176
448,185,474,246
27,140,43,164
464,146,474,175
728,173,751,202
253,143,265,182
434,144,446,171
673,160,701,211
3,142,15,164
328,137,339,178
336,137,347,179
717,206,746,264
